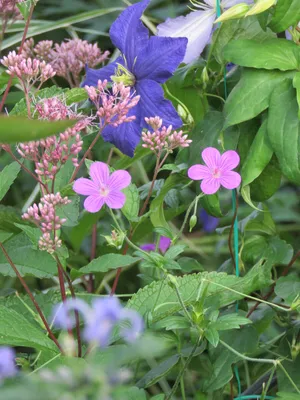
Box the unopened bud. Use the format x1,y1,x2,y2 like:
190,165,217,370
167,274,178,289
201,66,209,88
215,3,250,23
189,215,197,232
245,0,276,16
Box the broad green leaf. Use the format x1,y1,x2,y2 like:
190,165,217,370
0,161,21,201
113,146,151,170
224,39,300,71
200,193,224,218
213,15,275,64
65,88,88,105
0,233,57,278
0,72,18,95
293,72,300,119
122,184,140,221
0,116,75,143
114,387,147,400
224,69,295,128
0,205,25,232
276,393,300,400
275,276,300,305
241,119,273,186
14,223,40,247
1,8,124,50
267,79,300,184
177,257,204,272
211,314,252,331
79,254,140,274
137,354,180,388
205,327,220,348
0,305,58,352
127,261,272,323
269,0,300,32
56,195,79,227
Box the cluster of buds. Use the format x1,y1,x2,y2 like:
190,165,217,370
22,193,71,254
17,97,88,184
85,79,140,127
142,117,192,155
1,51,55,91
21,38,109,87
0,0,23,20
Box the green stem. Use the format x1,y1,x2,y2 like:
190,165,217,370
175,193,204,241
220,340,276,365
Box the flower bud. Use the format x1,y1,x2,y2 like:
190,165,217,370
167,274,178,289
102,229,125,250
189,215,197,232
245,0,276,16
215,3,250,23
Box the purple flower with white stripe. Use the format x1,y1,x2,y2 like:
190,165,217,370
83,0,187,157
0,347,17,382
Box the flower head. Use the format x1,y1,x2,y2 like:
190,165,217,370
141,236,171,253
188,147,241,195
83,0,187,157
73,162,131,213
157,0,253,64
0,347,17,382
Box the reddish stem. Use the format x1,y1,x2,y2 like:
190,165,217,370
0,242,62,352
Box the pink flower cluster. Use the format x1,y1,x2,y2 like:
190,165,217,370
21,38,109,87
1,51,55,90
85,80,140,127
0,0,23,18
142,117,192,155
17,97,88,186
22,193,71,254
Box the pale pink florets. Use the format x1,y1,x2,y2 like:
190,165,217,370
0,0,22,18
85,80,140,127
35,97,69,121
142,116,192,155
22,193,71,254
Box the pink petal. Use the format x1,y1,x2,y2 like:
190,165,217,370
220,171,241,190
84,195,105,213
73,178,98,196
220,150,240,172
200,177,221,195
105,190,126,209
159,236,171,253
108,170,131,190
202,147,221,170
89,162,109,186
188,164,211,180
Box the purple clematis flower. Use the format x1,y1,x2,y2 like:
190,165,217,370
0,347,17,382
157,0,253,64
73,161,131,213
82,0,187,157
141,236,171,253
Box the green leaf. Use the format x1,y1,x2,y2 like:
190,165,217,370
241,119,273,186
276,393,300,400
293,72,300,119
0,72,18,95
65,88,89,105
0,233,57,278
122,184,140,221
114,387,147,400
56,195,79,227
275,276,300,305
164,245,186,260
200,193,224,218
224,39,300,71
127,262,272,323
79,254,140,275
137,354,180,388
177,257,203,273
205,327,220,348
14,223,40,247
269,0,300,32
224,69,295,128
211,314,252,331
0,116,76,143
1,8,124,50
0,305,58,352
267,79,300,184
0,161,21,201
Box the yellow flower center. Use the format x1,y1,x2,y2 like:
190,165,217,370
111,63,135,86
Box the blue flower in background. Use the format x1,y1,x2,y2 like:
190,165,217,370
0,347,17,382
200,209,219,232
83,0,187,157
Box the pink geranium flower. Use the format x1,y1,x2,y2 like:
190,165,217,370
73,162,131,213
188,147,241,195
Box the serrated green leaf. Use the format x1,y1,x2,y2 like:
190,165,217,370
79,254,140,275
137,354,180,388
122,184,140,221
224,39,300,71
211,314,251,331
275,276,300,305
65,88,89,105
269,0,300,32
276,392,300,400
205,327,220,347
0,161,21,201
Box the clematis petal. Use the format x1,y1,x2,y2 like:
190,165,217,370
157,10,215,64
82,57,123,87
136,79,182,129
202,147,221,170
105,190,126,209
222,0,253,7
108,170,131,190
84,196,105,213
134,36,187,83
140,243,156,252
73,178,98,196
220,171,241,190
201,177,221,195
90,162,110,185
159,236,171,253
102,106,142,157
188,164,211,180
219,150,240,171
109,0,150,70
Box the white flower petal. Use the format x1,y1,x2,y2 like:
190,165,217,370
157,10,216,64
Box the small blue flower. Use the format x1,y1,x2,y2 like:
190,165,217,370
199,209,219,233
0,347,17,382
83,0,187,157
